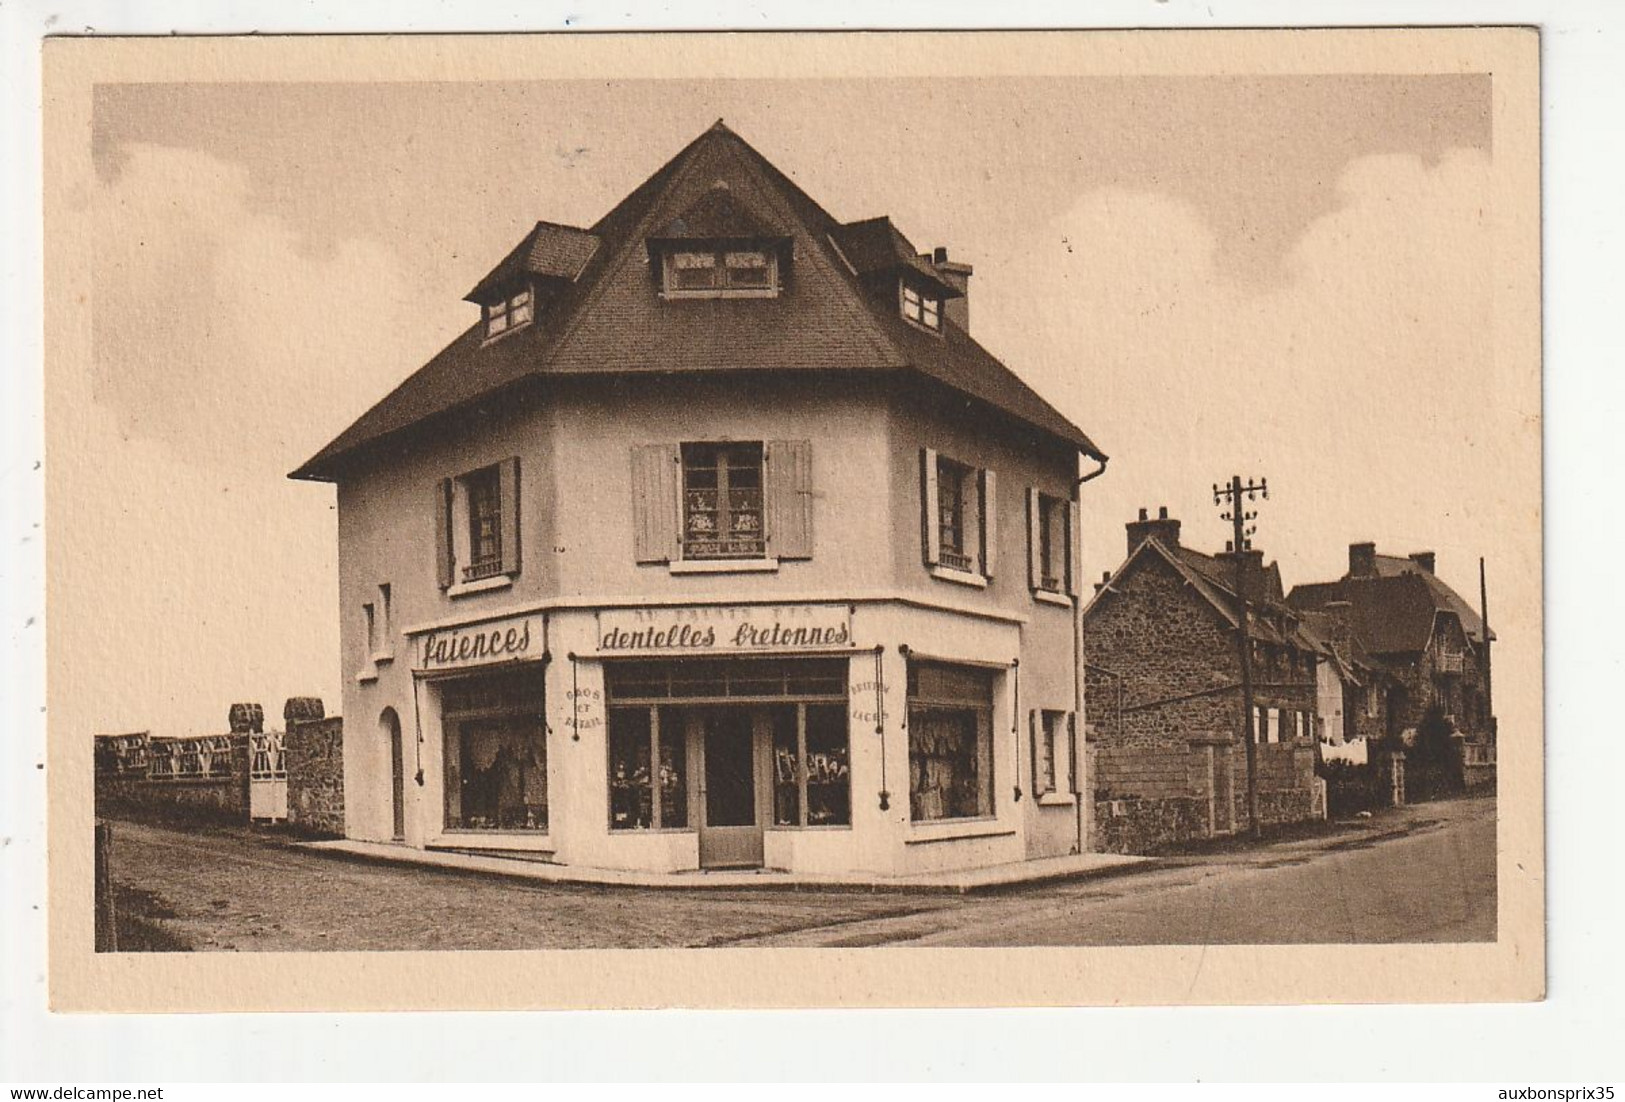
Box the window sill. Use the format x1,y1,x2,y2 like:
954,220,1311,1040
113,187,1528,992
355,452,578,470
928,565,988,589
660,289,780,301
370,652,395,666
447,574,514,599
905,821,1016,846
1036,791,1075,807
1032,589,1073,608
430,832,552,852
670,558,779,575
479,319,532,347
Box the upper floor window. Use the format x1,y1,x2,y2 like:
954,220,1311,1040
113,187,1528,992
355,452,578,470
662,247,779,298
920,448,995,583
1028,490,1075,598
484,288,533,339
682,443,766,560
631,441,813,567
435,458,521,593
465,466,503,580
901,280,941,331
936,456,974,572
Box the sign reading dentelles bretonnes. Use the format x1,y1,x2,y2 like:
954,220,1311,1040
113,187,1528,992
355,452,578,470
597,604,851,655
417,614,538,672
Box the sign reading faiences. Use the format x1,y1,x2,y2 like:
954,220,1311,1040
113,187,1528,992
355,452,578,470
418,614,538,672
597,604,851,655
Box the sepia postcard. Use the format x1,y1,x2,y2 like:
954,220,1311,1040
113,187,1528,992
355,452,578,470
43,27,1543,1012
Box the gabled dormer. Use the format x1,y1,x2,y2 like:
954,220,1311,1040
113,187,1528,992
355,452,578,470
829,216,965,335
464,220,600,341
645,182,792,299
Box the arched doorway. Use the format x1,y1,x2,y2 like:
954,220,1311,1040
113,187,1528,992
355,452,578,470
381,708,405,841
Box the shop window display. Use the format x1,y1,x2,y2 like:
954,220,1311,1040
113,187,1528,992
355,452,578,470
907,662,995,821
771,703,851,828
444,715,548,831
608,707,688,830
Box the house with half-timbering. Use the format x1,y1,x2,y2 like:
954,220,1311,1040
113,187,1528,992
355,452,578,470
1288,543,1496,787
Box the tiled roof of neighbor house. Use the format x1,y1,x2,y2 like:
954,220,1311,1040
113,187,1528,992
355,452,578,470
1288,573,1446,656
463,221,602,303
1368,554,1493,643
292,120,1101,481
1082,537,1321,653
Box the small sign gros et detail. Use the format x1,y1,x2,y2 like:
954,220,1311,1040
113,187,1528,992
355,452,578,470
418,615,536,671
597,604,850,655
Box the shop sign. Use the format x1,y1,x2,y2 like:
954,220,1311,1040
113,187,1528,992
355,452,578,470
418,614,538,672
597,604,851,655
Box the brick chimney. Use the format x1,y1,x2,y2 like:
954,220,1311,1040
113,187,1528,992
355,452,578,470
1349,541,1377,578
1409,551,1436,574
1218,546,1268,597
928,246,973,332
1126,506,1182,556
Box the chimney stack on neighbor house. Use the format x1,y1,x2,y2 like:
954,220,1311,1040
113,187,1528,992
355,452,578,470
1126,506,1182,557
1409,551,1436,574
928,246,973,332
1349,541,1377,578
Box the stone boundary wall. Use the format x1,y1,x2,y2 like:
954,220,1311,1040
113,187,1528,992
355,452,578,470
93,736,251,825
285,716,345,838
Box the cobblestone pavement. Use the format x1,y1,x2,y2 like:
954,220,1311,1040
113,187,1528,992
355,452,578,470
105,821,953,951
104,794,1494,950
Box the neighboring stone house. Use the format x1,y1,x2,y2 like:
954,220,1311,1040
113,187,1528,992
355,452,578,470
1081,508,1324,853
1288,543,1496,784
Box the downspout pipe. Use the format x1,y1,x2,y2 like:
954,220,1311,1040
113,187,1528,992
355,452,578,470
1072,453,1108,853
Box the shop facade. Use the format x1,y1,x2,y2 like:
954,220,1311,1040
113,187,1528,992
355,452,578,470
295,121,1107,876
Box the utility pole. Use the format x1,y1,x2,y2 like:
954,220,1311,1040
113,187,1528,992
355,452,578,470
1480,556,1493,728
1214,475,1268,840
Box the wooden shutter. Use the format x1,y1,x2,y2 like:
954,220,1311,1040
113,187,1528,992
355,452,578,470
1026,487,1043,590
1029,710,1041,794
920,448,940,566
434,478,454,590
766,440,813,560
498,456,521,577
1065,499,1081,597
1066,712,1079,794
631,444,680,564
978,468,997,578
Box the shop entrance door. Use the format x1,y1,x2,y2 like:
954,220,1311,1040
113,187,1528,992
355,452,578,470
696,709,765,869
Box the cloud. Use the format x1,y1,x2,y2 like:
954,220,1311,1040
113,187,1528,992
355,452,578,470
64,142,473,737
975,148,1503,576
92,143,465,470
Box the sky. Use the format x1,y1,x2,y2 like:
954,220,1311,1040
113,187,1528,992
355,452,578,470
71,73,1529,740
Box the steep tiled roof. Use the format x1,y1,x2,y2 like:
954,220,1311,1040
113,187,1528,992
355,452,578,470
830,216,962,296
1369,554,1493,643
1083,537,1321,652
291,121,1102,481
463,221,602,303
1288,574,1444,656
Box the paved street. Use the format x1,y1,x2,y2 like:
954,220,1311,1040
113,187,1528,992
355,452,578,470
105,795,1495,950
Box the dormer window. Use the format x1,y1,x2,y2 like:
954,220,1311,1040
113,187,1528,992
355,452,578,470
662,247,779,298
484,288,533,339
901,280,941,331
